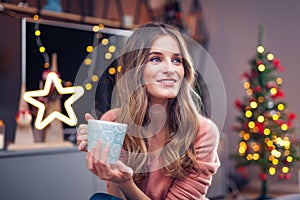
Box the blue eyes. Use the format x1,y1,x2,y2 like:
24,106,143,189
173,58,182,63
149,56,182,64
149,57,160,62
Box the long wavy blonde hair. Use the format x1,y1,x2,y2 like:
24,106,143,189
112,23,202,182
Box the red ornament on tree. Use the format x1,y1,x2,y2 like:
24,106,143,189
234,99,243,110
285,173,291,180
278,173,285,180
260,172,267,181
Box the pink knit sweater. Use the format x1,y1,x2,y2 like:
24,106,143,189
101,110,220,200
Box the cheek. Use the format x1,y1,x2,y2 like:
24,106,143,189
177,66,185,81
143,66,157,84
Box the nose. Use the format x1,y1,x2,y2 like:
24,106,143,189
162,59,175,74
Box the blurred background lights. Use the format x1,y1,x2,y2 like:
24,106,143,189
35,30,41,36
246,89,253,95
270,88,277,95
272,158,278,165
84,58,92,65
44,62,50,68
248,121,255,128
246,154,253,160
86,46,93,53
239,130,245,137
272,114,279,121
240,141,247,147
284,141,291,149
284,150,290,156
253,153,259,160
258,96,264,103
277,103,285,111
268,101,274,108
282,166,289,173
243,133,250,141
108,45,116,53
33,14,39,20
286,156,293,162
117,65,122,72
269,167,276,175
252,144,260,152
91,75,99,82
264,128,270,135
109,67,116,75
271,149,281,158
93,25,100,32
39,46,46,53
250,101,258,109
276,77,283,85
267,53,274,60
85,83,92,90
98,24,104,30
257,45,264,53
257,115,265,123
258,64,265,72
243,81,250,89
239,146,246,154
245,110,252,118
281,123,288,131
105,52,112,60
102,38,109,45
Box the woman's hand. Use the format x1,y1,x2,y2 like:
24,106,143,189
76,113,94,152
86,140,133,183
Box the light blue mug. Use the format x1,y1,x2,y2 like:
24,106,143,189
88,120,127,163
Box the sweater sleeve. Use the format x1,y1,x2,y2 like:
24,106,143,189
166,117,221,200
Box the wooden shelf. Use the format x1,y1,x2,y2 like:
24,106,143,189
1,2,135,28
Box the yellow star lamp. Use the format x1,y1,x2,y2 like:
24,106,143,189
23,72,84,130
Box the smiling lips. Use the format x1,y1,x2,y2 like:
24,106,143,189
157,78,177,86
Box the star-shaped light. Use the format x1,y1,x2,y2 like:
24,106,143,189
23,72,84,130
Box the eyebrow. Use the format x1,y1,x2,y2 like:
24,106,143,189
148,51,182,56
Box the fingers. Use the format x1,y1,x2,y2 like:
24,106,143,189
85,140,133,183
77,124,88,151
78,140,88,151
78,134,88,141
94,140,102,160
87,140,110,179
101,143,110,164
77,124,88,139
85,113,95,121
77,113,98,152
115,161,133,176
86,149,97,175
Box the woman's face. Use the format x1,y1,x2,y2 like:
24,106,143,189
143,35,185,103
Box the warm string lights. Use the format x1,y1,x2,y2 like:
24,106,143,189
234,40,297,181
82,24,121,92
33,14,121,92
33,16,50,69
27,15,123,129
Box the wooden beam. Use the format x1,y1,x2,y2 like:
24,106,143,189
1,2,125,28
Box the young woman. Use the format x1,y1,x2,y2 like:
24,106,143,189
77,23,220,200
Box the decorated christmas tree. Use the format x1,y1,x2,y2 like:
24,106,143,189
233,27,298,199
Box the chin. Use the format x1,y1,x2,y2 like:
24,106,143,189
156,92,178,99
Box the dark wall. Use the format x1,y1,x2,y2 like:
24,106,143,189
0,13,22,145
